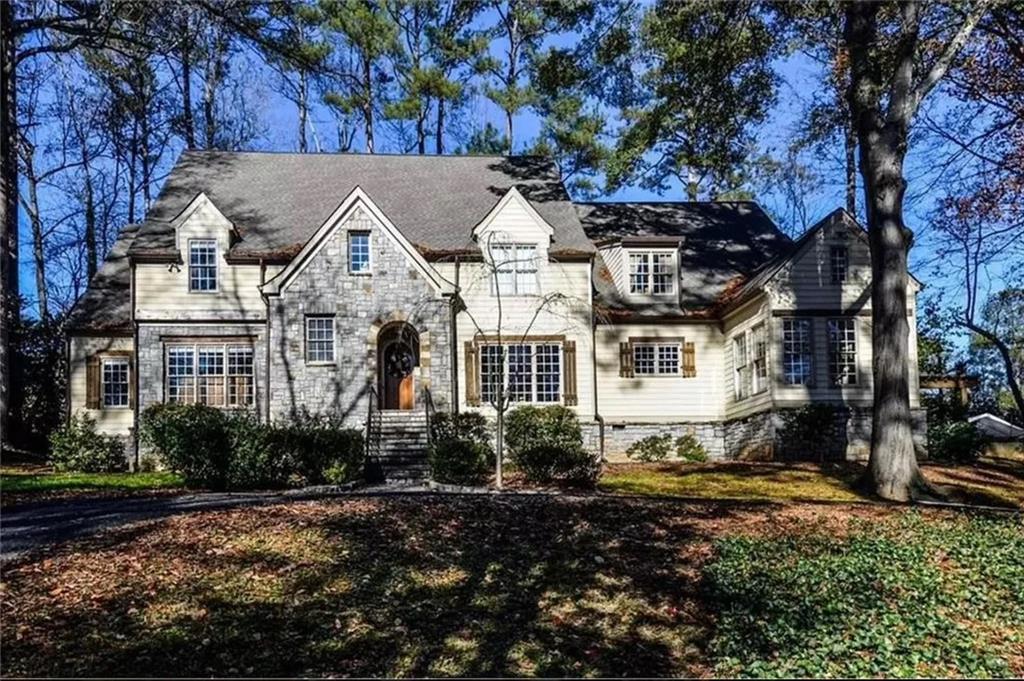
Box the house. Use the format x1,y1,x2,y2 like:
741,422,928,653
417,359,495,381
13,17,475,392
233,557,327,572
66,151,926,473
968,413,1024,442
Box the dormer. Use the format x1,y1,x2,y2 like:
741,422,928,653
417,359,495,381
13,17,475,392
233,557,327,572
471,186,555,255
621,241,679,300
170,193,235,293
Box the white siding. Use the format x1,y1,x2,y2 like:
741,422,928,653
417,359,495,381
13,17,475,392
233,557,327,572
768,224,873,309
599,244,625,293
723,297,773,420
69,335,134,436
595,322,725,422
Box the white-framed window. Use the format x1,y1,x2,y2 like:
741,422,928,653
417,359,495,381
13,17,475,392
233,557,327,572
305,316,335,364
479,342,562,404
751,324,768,394
733,333,750,400
166,344,254,407
188,239,218,292
490,243,538,296
628,251,675,296
830,245,848,284
349,231,371,274
101,357,130,408
633,342,681,375
828,318,857,385
782,318,813,386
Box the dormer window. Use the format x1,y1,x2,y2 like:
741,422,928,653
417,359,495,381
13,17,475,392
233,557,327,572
188,239,218,292
490,243,538,296
830,245,848,283
628,251,675,296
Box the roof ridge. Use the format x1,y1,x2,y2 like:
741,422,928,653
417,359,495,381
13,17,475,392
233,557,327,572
180,149,552,161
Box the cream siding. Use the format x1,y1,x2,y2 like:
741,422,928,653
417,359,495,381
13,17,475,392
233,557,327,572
69,335,135,435
599,244,625,293
723,297,773,420
595,323,725,422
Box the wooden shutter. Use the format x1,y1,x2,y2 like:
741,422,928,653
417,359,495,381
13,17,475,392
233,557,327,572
682,341,696,378
563,340,578,406
86,355,101,409
128,355,136,408
465,341,480,406
619,341,634,378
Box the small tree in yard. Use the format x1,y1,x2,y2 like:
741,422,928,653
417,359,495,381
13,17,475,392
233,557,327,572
455,230,593,488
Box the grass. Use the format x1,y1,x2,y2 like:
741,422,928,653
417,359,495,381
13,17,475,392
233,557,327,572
1,497,1020,678
0,467,184,496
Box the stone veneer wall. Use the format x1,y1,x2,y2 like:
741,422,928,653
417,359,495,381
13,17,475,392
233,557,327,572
268,206,452,428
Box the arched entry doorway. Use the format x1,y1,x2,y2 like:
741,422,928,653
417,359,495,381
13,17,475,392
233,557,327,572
377,323,420,410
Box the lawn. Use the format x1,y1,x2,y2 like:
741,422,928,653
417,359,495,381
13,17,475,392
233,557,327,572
1,496,1021,677
0,466,184,504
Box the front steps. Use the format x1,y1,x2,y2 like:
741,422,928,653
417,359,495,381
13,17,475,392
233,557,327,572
369,410,430,482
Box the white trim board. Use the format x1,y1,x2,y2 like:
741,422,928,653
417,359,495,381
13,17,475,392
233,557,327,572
470,186,555,242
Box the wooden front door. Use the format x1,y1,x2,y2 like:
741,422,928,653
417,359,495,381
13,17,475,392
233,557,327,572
382,341,416,410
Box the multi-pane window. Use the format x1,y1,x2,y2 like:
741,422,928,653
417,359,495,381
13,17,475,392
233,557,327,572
751,324,768,394
628,251,675,295
305,316,335,364
479,343,561,404
102,358,130,408
733,334,750,399
491,243,538,296
188,239,218,292
166,344,255,407
349,231,371,274
633,342,680,375
828,318,857,385
830,245,848,284
782,318,813,386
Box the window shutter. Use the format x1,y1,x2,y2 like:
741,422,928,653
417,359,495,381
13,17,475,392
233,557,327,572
682,341,696,378
563,340,578,406
465,341,480,406
86,355,101,409
619,341,634,378
128,355,136,409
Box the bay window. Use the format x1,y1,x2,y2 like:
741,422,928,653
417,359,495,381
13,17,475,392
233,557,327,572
782,318,813,386
828,318,857,385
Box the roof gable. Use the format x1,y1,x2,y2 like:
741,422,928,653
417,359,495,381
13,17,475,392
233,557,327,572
471,186,555,243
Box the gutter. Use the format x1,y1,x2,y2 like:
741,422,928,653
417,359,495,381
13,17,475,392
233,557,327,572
259,259,272,423
450,257,461,413
130,259,140,470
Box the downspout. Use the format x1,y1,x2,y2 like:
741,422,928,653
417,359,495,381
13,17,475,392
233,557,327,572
130,259,140,470
260,259,271,423
450,256,460,413
589,255,604,459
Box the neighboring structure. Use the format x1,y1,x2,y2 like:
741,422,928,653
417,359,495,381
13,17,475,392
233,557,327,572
969,413,1024,442
66,151,926,472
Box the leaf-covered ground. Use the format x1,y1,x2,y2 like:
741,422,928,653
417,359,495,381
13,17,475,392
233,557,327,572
0,467,185,507
2,496,1020,678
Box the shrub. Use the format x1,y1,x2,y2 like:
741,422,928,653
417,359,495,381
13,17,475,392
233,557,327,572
430,438,493,485
777,404,839,460
513,443,601,486
505,405,582,456
928,420,988,464
225,412,291,490
48,414,127,473
626,434,673,462
430,411,491,445
271,410,364,485
140,403,231,489
675,433,708,462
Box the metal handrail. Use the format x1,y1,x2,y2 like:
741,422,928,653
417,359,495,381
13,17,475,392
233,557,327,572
364,385,383,475
423,387,437,452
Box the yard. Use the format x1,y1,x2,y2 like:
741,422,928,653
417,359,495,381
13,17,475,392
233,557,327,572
0,465,184,506
2,495,1021,678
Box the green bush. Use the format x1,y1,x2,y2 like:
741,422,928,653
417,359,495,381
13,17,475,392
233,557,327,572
430,438,493,485
626,434,673,462
928,420,988,464
777,404,839,459
505,405,582,456
512,443,601,486
430,411,491,445
225,412,292,490
272,410,364,485
675,433,708,462
140,403,231,489
48,414,127,473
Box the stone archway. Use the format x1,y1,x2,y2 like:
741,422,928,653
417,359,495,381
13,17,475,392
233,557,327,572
377,322,420,410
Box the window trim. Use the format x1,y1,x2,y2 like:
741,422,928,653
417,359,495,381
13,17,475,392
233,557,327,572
489,242,539,297
626,248,676,297
827,317,858,386
733,333,750,400
164,343,255,408
348,230,372,276
781,317,814,387
478,340,564,405
101,356,131,409
750,323,768,395
830,245,848,284
632,341,682,377
305,315,337,365
187,238,219,293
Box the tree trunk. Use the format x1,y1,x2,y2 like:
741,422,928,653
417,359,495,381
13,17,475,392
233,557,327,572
505,107,513,154
436,96,445,154
363,56,374,154
0,0,17,447
297,69,308,153
203,29,227,150
19,145,48,320
180,15,196,150
860,127,928,501
967,322,1024,420
81,141,97,280
844,122,857,214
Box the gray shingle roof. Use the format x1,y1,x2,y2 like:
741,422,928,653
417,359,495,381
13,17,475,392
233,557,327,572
577,201,792,316
66,224,137,333
129,151,594,259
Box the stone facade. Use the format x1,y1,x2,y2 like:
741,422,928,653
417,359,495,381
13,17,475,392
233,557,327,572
268,206,452,428
593,421,727,462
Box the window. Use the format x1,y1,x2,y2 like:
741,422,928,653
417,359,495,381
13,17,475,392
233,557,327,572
782,318,813,386
166,344,254,407
633,342,680,375
101,357,130,408
828,318,857,385
491,243,538,296
305,316,335,364
628,251,675,295
733,334,750,399
349,231,371,274
479,342,561,404
188,239,218,292
830,245,848,283
751,324,768,394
